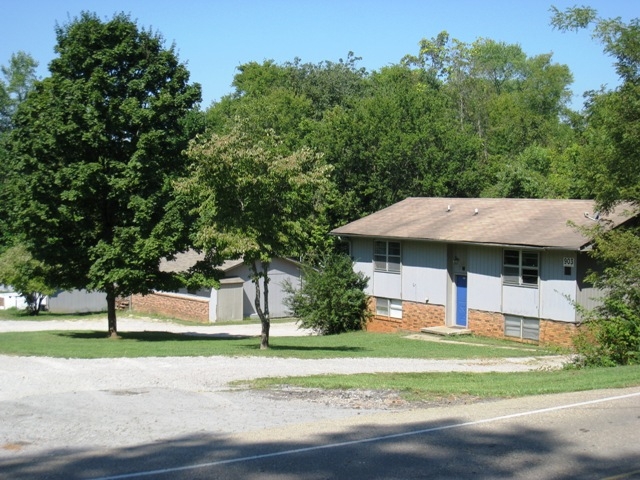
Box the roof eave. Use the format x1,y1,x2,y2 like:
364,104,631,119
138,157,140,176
333,232,586,251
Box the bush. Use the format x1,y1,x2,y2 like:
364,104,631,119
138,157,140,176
284,252,370,335
571,226,640,366
573,298,640,367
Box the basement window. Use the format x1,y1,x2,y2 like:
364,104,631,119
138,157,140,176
504,315,539,341
376,298,402,318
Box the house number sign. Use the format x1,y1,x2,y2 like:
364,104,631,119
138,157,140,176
563,257,575,267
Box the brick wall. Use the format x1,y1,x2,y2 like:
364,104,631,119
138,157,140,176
469,308,577,348
366,298,577,347
402,302,445,330
131,292,209,323
540,319,577,348
468,310,505,339
365,299,445,333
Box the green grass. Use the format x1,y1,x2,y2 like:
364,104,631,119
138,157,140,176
1,315,638,399
246,365,640,400
0,328,554,359
0,307,108,321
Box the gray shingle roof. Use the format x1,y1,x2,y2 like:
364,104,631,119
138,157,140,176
160,251,243,273
331,198,635,250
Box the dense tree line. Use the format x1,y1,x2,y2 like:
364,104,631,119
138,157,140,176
0,7,638,356
204,36,581,226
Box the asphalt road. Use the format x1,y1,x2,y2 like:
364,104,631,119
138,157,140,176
3,387,639,480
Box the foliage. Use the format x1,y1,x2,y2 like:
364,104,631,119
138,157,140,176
205,38,578,229
284,252,370,335
551,6,640,210
6,12,201,336
0,52,39,251
553,6,640,366
179,121,332,348
0,51,38,133
573,227,640,366
0,244,55,314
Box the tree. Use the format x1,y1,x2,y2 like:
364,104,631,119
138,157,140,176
552,6,640,210
0,244,55,314
284,252,370,335
552,6,640,365
402,32,575,199
572,226,640,366
0,51,38,133
179,121,331,349
0,52,39,251
310,64,482,224
7,12,201,336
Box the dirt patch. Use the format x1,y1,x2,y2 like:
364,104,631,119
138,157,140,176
261,386,494,411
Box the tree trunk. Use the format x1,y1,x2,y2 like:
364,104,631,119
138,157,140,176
251,259,271,349
261,261,270,349
106,286,119,338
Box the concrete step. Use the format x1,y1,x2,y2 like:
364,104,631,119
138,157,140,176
420,326,472,336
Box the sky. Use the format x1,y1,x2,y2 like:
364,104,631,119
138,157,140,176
2,1,637,110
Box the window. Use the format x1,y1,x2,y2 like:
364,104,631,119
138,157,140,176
505,315,539,341
503,250,539,286
376,298,402,318
374,241,401,273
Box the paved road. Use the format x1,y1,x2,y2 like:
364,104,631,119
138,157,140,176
2,388,639,480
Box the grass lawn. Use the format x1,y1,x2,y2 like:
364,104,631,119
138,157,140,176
0,328,553,359
1,312,638,400
246,365,640,400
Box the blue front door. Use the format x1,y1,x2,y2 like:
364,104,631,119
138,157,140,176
455,275,468,327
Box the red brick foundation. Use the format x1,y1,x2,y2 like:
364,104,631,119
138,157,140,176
540,319,577,348
131,292,209,323
366,299,577,347
365,299,445,333
468,310,505,339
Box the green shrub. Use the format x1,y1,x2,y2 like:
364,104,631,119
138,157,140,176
574,298,640,367
572,227,640,367
284,252,370,335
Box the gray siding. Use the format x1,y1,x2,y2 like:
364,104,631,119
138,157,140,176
349,236,585,324
402,241,447,305
540,250,577,322
502,284,540,317
48,289,107,314
576,251,604,316
351,238,374,295
467,246,502,312
226,258,301,318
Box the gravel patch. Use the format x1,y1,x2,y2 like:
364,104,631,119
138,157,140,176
0,317,569,457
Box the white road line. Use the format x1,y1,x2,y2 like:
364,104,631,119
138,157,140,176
92,391,640,480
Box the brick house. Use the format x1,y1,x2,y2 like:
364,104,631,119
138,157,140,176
130,252,301,323
331,197,634,347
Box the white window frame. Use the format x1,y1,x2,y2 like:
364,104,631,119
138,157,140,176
504,315,540,341
376,297,402,318
503,249,539,287
374,240,401,273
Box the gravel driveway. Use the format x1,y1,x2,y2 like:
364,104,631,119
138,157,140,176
0,317,568,458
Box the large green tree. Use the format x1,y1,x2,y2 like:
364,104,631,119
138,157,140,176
7,12,201,336
403,32,575,199
0,244,55,314
552,6,640,365
179,121,331,349
0,52,39,250
0,51,38,133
